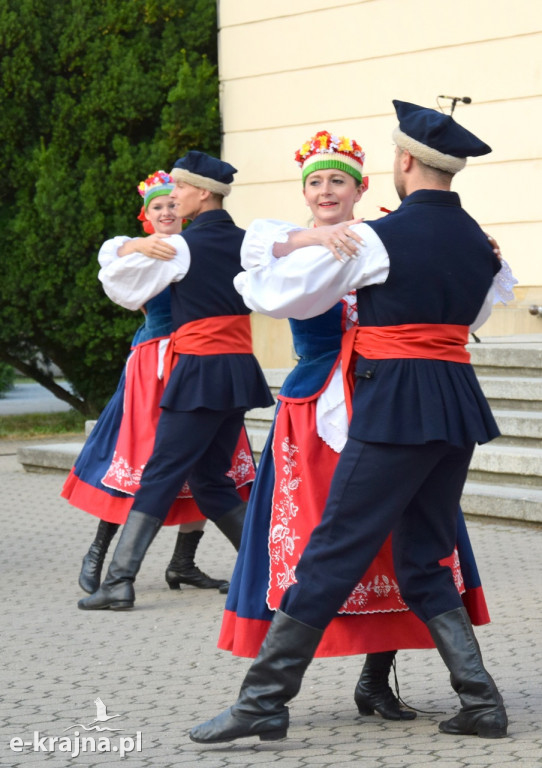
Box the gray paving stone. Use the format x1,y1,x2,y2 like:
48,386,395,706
0,442,541,768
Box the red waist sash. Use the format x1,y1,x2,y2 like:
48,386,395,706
341,323,470,418
163,315,253,385
353,323,470,362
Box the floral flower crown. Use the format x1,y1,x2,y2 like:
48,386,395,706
137,170,174,208
295,130,366,185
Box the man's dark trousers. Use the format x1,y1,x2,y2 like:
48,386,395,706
132,406,246,523
280,435,475,628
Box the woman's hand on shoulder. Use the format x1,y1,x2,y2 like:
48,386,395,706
315,218,364,262
136,234,177,261
117,234,177,261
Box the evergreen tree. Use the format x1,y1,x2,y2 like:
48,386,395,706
0,0,219,415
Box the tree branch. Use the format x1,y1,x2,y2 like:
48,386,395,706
0,352,89,415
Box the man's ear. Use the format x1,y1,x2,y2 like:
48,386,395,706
401,149,414,172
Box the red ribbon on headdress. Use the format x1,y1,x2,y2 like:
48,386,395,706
137,205,155,234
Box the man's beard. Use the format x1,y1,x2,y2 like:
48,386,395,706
394,181,406,200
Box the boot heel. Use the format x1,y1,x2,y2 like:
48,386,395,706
478,726,507,739
356,703,375,716
259,729,287,741
166,531,228,590
476,714,508,739
109,601,134,610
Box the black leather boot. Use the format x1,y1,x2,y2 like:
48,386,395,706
165,530,229,591
214,502,247,551
78,510,161,611
354,651,416,720
79,520,120,594
189,609,323,743
427,607,508,738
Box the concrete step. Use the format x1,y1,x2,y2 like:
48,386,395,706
17,442,84,473
263,368,292,393
468,443,542,488
468,336,542,371
18,402,277,473
245,404,276,426
477,376,542,408
246,427,272,457
456,339,542,519
462,481,542,524
475,365,542,378
491,409,542,445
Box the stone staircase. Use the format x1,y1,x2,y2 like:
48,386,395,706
17,336,542,525
245,336,542,525
461,335,542,523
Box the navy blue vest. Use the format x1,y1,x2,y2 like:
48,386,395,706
349,190,501,447
161,209,273,412
280,303,344,399
132,289,172,345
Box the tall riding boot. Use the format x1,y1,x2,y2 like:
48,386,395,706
79,520,120,594
189,609,323,743
214,502,247,551
78,510,161,611
354,651,416,720
165,530,229,591
427,607,507,738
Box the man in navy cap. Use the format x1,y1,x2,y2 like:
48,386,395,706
189,103,508,742
79,151,274,611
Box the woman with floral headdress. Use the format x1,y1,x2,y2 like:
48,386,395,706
62,171,255,597
217,132,491,720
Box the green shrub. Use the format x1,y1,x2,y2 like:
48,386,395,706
0,363,15,395
0,0,219,416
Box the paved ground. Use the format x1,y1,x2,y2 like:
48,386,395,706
0,441,541,768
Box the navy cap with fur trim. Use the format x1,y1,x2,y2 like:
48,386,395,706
171,151,238,197
392,100,491,174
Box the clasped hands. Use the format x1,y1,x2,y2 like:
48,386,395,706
315,218,364,263
135,234,177,261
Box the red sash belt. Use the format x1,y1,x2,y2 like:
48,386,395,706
353,323,470,362
163,315,253,385
341,323,470,418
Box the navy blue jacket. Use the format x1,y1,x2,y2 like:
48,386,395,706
161,209,274,412
349,190,501,447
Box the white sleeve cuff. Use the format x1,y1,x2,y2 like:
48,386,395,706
98,234,191,311
97,236,132,268
492,259,518,305
240,219,302,269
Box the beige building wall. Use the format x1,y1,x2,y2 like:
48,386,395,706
218,0,542,368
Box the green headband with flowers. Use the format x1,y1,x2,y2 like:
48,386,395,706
295,130,367,186
137,170,175,209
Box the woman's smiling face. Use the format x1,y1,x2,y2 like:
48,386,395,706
303,168,364,227
145,195,183,235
